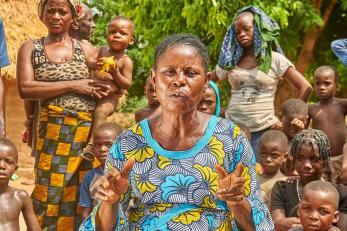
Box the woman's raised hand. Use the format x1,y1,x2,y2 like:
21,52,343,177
96,158,135,205
216,163,245,208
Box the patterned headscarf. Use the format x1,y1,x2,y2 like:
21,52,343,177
218,6,283,74
38,0,85,20
208,81,221,116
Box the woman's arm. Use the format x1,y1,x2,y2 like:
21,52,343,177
96,202,119,231
283,67,312,102
216,163,255,230
16,40,98,100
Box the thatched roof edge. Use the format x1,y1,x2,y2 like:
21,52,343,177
1,0,46,78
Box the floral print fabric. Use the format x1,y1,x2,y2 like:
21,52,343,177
80,116,274,230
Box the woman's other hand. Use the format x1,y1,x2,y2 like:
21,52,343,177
216,163,245,208
96,158,135,205
72,79,100,96
90,79,119,97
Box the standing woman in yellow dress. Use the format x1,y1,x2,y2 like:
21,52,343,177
17,0,114,229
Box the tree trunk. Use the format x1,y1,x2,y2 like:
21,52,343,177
295,0,336,74
274,0,336,114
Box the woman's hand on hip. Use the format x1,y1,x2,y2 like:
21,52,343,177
216,163,245,208
95,158,135,205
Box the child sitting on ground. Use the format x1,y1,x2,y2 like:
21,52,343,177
0,137,40,230
79,122,123,219
134,74,160,123
308,65,347,183
289,180,341,231
281,98,308,176
258,130,288,208
271,129,347,231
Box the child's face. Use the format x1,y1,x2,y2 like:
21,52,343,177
314,70,337,101
197,87,216,115
145,81,159,107
0,147,18,183
259,141,286,175
295,143,323,183
298,190,339,231
282,113,307,140
92,130,118,165
107,19,134,52
234,12,254,49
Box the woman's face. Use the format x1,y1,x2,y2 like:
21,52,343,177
234,12,254,49
42,0,74,34
153,45,208,115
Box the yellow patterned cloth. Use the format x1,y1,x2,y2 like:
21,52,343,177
32,105,93,230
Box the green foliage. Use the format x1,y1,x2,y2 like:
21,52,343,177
87,0,347,111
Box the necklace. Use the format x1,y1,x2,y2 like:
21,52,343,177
296,179,301,202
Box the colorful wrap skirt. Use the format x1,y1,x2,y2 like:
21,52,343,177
32,105,93,231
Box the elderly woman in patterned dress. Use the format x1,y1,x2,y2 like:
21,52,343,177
80,34,274,231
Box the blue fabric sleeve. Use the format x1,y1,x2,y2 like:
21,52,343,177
0,19,10,68
331,39,347,67
79,170,94,208
228,123,275,230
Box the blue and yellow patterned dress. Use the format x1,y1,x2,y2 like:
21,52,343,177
80,116,274,230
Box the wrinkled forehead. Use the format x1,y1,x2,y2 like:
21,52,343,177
38,0,77,18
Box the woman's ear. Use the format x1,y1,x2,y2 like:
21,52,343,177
204,73,211,91
333,211,340,224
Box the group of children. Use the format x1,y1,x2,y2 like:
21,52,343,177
258,65,347,231
2,8,346,231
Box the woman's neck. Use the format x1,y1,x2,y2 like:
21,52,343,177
155,109,202,139
46,32,71,43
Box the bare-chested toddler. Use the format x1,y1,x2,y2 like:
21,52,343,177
93,16,135,130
